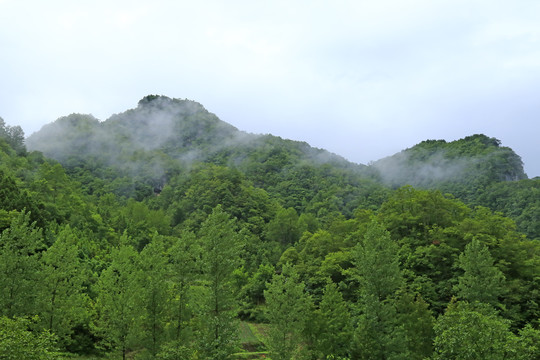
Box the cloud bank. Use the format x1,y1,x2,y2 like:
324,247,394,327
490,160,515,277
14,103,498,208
1,0,539,176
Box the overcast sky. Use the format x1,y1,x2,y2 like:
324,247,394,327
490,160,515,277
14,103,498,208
1,0,539,177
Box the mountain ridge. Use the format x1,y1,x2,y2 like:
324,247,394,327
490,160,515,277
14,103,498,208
26,95,355,168
26,95,527,186
24,95,538,238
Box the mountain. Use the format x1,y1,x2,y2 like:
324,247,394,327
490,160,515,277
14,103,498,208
26,95,239,163
27,95,384,216
26,95,537,238
370,135,537,238
27,95,356,168
371,135,527,199
372,135,527,187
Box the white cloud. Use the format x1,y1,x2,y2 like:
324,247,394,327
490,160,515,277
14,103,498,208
1,0,539,176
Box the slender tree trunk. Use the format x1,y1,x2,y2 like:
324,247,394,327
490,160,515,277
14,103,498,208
176,282,186,341
48,280,60,331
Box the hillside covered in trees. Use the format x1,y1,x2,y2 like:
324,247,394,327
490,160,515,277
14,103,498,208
1,96,539,359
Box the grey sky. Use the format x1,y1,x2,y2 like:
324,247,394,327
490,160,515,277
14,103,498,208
1,0,539,177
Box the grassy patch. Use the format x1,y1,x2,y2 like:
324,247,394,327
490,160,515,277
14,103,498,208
239,321,260,344
247,322,270,346
235,321,269,358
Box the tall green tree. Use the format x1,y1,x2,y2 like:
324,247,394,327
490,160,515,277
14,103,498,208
355,221,404,301
37,226,90,348
516,324,540,360
432,301,517,359
352,221,408,359
265,207,302,246
0,117,26,155
395,292,435,360
264,264,312,360
453,237,505,308
197,205,244,359
168,230,200,344
0,212,43,318
0,170,44,229
93,244,139,360
136,234,170,357
0,316,58,360
310,281,353,359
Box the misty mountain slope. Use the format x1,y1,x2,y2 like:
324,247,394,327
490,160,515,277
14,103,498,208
369,135,540,239
370,135,527,192
26,96,238,162
25,113,102,161
27,95,356,166
26,96,537,233
26,95,383,213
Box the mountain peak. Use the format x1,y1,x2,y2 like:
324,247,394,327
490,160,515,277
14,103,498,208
371,134,526,192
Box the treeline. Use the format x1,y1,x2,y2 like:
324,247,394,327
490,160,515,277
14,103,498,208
1,108,539,359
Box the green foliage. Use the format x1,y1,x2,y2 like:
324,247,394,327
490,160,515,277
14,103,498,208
295,229,350,300
240,263,275,321
0,117,26,155
395,292,435,360
37,226,90,348
93,245,139,359
310,282,353,359
372,134,526,193
264,264,313,360
0,98,538,359
353,295,408,360
0,316,59,360
378,186,469,242
432,301,517,359
168,230,200,343
476,178,540,240
354,221,404,301
156,341,199,360
116,199,171,250
135,235,170,356
516,324,540,360
265,207,302,246
0,169,45,229
0,212,44,318
352,221,408,359
454,237,505,307
197,206,244,359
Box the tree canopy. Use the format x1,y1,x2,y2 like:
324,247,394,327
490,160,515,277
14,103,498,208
0,98,537,358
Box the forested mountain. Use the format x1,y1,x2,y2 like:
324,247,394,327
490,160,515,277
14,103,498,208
1,97,539,359
27,95,385,217
370,135,539,240
27,96,538,239
371,135,527,190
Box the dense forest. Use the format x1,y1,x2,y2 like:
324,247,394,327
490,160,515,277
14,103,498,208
1,96,539,359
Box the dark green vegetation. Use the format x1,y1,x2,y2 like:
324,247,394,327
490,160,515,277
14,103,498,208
1,96,539,359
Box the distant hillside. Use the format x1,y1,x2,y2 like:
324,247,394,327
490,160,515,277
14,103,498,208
371,135,527,194
369,135,539,239
26,96,538,238
27,95,356,166
26,96,239,163
27,95,383,215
